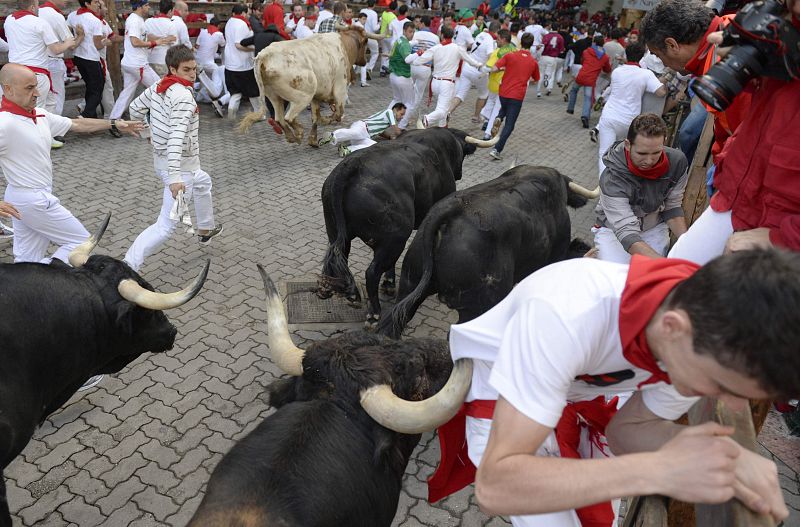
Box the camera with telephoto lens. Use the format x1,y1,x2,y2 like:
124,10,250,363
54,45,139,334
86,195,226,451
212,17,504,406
691,0,800,111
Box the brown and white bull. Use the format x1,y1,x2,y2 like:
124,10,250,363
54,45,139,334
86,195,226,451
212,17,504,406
239,26,380,147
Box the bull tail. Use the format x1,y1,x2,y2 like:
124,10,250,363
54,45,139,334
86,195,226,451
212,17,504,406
319,167,359,301
377,198,462,339
238,58,271,134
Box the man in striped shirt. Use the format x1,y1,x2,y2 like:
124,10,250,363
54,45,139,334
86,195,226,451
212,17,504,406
318,103,406,156
124,45,222,272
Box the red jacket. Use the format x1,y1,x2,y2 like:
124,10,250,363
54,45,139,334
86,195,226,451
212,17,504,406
711,78,800,250
263,3,290,39
575,46,610,87
476,2,490,16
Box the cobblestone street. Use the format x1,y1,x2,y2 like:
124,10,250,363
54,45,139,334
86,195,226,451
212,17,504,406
1,73,797,526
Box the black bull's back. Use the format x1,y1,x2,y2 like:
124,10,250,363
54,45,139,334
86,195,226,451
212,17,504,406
378,167,590,337
187,399,418,527
319,129,475,324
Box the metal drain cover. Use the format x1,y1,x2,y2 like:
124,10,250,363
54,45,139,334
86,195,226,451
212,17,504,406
285,281,367,325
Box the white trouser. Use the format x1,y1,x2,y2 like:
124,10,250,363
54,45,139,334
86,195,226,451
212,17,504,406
593,223,670,264
110,64,160,119
480,92,501,138
425,78,455,128
466,416,619,527
101,65,115,119
408,64,431,127
124,168,215,272
596,115,631,176
197,61,227,101
455,63,489,101
537,55,558,95
361,38,379,84
48,58,67,115
380,38,391,69
33,71,57,115
668,207,733,265
554,57,565,85
389,73,414,128
570,63,582,77
331,120,375,151
227,95,262,120
4,186,89,264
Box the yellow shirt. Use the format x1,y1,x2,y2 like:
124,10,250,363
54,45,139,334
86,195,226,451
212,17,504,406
487,43,516,93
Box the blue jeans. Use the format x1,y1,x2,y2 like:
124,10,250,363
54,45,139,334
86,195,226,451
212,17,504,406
678,99,708,164
567,84,592,119
495,96,523,153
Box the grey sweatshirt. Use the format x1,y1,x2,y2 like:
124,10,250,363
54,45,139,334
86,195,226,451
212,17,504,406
595,141,689,251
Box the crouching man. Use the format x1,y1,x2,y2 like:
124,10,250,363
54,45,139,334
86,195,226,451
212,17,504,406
593,114,688,263
125,45,222,272
318,103,406,156
429,249,795,526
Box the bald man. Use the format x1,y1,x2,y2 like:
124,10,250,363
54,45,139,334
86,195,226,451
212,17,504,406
172,1,192,49
0,64,143,263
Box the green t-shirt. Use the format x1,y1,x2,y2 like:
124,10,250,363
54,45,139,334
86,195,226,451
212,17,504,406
364,109,396,136
380,11,397,35
389,36,412,77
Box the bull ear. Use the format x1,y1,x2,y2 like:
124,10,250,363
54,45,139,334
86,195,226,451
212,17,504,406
114,302,134,338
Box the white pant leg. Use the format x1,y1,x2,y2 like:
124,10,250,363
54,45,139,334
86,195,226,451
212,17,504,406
426,79,455,127
554,57,565,85
393,75,415,129
101,66,115,119
363,39,379,84
124,168,211,271
593,223,670,264
668,207,733,264
486,92,502,132
380,39,391,69
4,187,90,264
570,63,582,77
409,65,431,126
34,72,57,115
198,62,222,99
466,416,582,527
388,73,404,108
111,65,144,119
480,92,497,121
596,116,629,177
332,120,372,148
537,55,556,95
48,58,67,115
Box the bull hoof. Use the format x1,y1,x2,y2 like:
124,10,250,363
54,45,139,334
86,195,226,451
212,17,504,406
346,295,362,307
308,139,319,148
380,282,396,297
364,313,380,329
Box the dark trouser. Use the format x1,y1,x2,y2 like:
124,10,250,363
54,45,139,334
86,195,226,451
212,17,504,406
265,96,275,119
495,96,523,153
73,56,105,119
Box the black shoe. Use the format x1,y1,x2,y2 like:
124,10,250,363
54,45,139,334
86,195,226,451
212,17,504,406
581,117,589,129
589,127,598,143
566,109,574,114
53,135,66,143
198,224,223,244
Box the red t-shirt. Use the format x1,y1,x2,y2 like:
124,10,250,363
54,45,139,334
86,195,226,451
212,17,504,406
496,49,540,100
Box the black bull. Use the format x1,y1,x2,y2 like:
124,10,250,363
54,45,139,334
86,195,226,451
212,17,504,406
0,216,208,526
376,166,597,338
317,127,498,326
188,267,471,527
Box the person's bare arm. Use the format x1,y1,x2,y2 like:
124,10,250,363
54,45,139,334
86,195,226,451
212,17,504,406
93,34,105,50
667,216,687,238
475,396,745,516
69,118,144,135
628,241,665,258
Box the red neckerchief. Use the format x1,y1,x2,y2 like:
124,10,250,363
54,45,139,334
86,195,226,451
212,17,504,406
625,148,670,180
232,14,251,29
11,10,36,19
206,23,219,34
77,6,104,21
487,31,497,40
156,74,193,94
684,16,723,76
397,14,406,20
290,14,302,24
617,37,626,47
39,2,64,15
172,9,182,18
619,255,700,388
153,12,171,18
0,96,42,123
625,61,640,67
793,15,800,30
440,38,452,45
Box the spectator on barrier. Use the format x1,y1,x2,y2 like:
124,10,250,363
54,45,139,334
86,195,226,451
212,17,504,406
593,114,688,263
666,0,800,262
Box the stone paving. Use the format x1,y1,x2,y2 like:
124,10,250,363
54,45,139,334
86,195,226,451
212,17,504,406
1,72,798,526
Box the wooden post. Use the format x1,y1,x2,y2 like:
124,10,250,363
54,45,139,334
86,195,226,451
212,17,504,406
681,111,715,226
688,399,774,527
104,0,123,97
622,496,668,527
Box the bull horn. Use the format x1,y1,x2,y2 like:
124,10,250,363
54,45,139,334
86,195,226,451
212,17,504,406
360,359,473,434
464,133,500,148
366,31,384,40
68,212,111,267
568,182,601,199
118,260,210,310
257,264,305,376
508,156,518,170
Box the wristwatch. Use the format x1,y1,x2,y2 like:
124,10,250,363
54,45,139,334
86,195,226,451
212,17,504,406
110,119,120,134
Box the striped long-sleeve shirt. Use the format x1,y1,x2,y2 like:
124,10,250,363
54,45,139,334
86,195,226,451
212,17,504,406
129,82,200,184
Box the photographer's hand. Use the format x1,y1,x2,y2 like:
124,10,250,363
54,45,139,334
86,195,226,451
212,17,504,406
724,228,773,253
707,31,733,59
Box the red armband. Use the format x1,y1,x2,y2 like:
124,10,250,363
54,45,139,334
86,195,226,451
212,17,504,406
149,40,157,48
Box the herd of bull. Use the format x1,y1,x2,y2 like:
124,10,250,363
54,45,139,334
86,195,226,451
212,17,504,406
0,126,599,526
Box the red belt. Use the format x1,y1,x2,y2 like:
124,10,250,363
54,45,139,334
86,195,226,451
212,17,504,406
100,59,107,80
429,77,455,105
427,397,618,527
26,66,55,93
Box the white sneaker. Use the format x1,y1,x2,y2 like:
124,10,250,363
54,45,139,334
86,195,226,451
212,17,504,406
78,375,103,391
361,82,370,87
51,139,64,149
318,132,334,146
489,149,502,160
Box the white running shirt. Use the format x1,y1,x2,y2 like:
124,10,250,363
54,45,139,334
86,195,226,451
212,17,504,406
121,12,150,68
4,13,58,69
223,17,254,71
0,108,72,189
602,64,663,123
